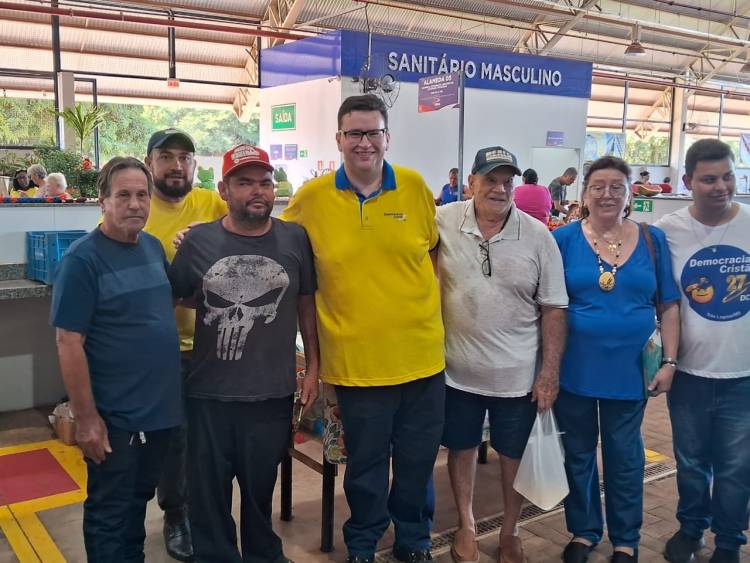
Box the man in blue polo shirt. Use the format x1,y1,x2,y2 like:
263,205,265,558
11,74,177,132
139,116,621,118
51,156,182,562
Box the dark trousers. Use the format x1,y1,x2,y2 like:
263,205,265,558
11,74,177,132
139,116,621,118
335,372,445,558
554,389,647,549
157,352,192,518
84,426,173,563
668,372,750,550
187,397,293,563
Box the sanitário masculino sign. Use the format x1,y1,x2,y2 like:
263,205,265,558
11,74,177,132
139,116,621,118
341,32,592,99
261,31,593,99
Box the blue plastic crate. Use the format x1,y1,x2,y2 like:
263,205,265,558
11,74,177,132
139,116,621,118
26,230,88,285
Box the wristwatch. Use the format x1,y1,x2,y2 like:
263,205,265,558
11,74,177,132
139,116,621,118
661,357,677,367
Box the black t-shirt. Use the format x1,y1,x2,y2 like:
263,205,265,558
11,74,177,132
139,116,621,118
168,218,316,401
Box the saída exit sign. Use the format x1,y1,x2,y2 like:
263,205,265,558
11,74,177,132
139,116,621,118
271,104,296,131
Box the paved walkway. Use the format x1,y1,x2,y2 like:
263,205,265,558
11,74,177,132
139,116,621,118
0,396,748,562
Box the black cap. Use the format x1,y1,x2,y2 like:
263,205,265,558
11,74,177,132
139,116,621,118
147,128,196,155
471,146,522,176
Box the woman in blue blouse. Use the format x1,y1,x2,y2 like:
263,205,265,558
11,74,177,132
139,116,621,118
552,157,680,563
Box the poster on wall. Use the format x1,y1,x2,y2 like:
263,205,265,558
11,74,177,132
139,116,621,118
284,144,298,160
270,144,282,160
546,131,565,147
417,72,460,113
740,134,750,165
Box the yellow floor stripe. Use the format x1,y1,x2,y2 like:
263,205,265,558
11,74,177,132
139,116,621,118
645,448,669,463
0,506,39,562
15,512,65,563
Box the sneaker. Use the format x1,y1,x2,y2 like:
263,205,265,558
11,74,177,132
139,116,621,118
664,530,705,563
392,545,433,562
709,548,740,563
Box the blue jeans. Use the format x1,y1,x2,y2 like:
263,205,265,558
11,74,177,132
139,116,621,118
668,371,750,550
335,372,445,558
554,390,646,549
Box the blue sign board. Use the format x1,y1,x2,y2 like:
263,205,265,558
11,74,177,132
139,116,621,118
546,131,565,146
270,144,282,160
284,144,298,160
418,72,460,112
261,31,592,99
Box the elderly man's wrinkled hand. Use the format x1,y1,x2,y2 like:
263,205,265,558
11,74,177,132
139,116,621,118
532,369,559,412
298,370,320,416
75,412,112,464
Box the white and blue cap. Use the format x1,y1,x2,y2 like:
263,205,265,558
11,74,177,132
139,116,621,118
471,146,521,176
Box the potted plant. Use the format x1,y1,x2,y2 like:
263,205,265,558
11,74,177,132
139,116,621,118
55,103,108,156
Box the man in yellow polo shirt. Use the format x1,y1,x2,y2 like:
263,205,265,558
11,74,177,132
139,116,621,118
144,129,227,562
282,95,445,563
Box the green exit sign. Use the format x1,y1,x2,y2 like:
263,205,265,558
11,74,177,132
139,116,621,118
632,199,654,212
271,104,296,131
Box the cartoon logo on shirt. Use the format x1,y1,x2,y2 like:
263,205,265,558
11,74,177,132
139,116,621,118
680,245,750,322
202,255,290,361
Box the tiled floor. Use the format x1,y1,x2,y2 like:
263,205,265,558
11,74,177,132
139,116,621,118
0,397,748,562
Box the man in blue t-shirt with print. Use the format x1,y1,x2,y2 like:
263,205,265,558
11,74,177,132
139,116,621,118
51,156,182,563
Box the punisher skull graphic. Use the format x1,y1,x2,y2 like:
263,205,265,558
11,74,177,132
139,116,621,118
202,255,290,361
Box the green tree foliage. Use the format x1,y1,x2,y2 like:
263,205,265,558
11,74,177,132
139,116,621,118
0,97,259,161
625,133,670,165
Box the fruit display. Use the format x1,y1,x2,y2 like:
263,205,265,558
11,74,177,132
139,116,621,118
636,183,662,197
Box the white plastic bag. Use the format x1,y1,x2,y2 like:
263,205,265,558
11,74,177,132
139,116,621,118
513,410,569,511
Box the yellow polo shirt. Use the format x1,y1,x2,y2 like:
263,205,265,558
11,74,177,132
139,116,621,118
144,188,228,351
281,162,445,387
10,187,39,197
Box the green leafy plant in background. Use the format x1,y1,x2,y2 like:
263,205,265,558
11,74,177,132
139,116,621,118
55,103,109,156
34,145,98,198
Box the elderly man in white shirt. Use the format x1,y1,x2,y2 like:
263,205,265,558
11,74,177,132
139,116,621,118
436,146,568,563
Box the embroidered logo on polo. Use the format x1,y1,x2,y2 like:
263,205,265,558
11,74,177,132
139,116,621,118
383,212,407,221
680,244,750,322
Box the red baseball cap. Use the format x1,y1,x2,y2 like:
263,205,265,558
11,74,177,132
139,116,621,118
222,144,274,177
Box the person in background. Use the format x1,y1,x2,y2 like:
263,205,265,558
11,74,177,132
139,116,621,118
46,172,72,200
438,147,568,563
282,94,445,563
51,157,182,562
549,167,577,218
144,128,228,562
565,203,581,223
656,139,750,563
10,168,39,197
633,170,650,186
439,167,469,205
514,168,553,224
169,145,318,563
659,177,673,194
552,156,680,563
28,164,48,197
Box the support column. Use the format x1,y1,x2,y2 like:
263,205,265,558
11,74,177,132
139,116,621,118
56,71,77,151
669,82,688,192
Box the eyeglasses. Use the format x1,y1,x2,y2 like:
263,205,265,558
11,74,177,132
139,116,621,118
587,184,627,198
339,129,387,143
479,240,491,277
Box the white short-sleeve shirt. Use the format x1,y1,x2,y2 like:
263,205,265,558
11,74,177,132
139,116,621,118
655,204,750,379
437,201,568,397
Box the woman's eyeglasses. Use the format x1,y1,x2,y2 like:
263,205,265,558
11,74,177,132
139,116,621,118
587,184,627,198
479,240,491,277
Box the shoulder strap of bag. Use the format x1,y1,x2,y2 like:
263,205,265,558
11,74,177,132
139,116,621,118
640,222,661,322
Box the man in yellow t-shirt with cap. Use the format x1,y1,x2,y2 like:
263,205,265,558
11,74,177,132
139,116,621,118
143,128,227,562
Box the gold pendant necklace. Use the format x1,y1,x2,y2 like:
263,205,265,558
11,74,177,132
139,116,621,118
593,238,622,292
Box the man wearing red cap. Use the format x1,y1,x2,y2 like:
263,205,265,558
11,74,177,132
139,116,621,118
168,145,320,563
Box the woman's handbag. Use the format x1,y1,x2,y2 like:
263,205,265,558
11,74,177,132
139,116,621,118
640,223,662,398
